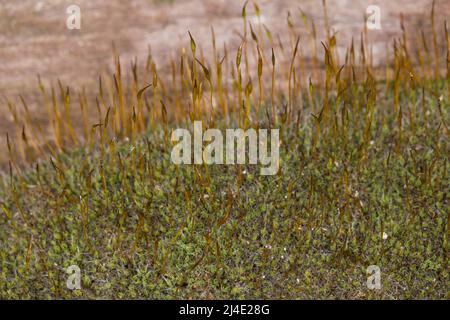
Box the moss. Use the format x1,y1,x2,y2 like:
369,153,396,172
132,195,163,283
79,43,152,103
0,89,448,299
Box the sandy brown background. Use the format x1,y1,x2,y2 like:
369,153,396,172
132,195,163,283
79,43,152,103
0,0,449,162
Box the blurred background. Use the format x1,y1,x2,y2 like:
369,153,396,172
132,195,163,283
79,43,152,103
0,0,449,164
